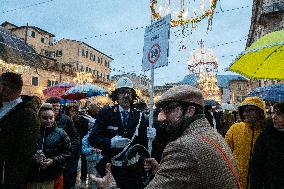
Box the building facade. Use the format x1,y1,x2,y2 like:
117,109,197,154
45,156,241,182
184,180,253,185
246,0,284,88
1,21,112,98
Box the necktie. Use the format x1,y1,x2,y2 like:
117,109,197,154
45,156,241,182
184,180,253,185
121,111,129,127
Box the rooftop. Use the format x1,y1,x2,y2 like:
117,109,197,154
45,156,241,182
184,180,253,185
180,74,247,88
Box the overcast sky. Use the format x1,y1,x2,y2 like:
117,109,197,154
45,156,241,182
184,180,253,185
1,0,253,85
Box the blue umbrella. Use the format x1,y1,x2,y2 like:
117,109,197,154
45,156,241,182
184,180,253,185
247,84,284,103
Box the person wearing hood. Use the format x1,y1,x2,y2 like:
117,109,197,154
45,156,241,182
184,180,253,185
0,72,40,189
26,103,71,188
250,102,284,189
225,96,266,189
90,85,241,189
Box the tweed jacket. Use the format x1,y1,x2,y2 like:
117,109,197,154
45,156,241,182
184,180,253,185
0,96,40,189
146,117,239,189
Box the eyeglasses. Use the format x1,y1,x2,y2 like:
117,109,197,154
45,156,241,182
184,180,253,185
159,103,181,114
118,88,132,95
272,110,282,115
242,107,260,112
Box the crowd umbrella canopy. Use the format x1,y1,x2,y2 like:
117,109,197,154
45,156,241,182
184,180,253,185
228,29,284,80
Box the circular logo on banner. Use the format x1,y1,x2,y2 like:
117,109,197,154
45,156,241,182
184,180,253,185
148,44,161,64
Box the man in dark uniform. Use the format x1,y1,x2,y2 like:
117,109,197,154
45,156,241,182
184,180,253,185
88,77,155,189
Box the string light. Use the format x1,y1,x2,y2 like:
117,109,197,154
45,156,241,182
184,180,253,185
0,59,31,74
73,71,93,84
2,0,54,14
78,5,250,40
150,0,217,29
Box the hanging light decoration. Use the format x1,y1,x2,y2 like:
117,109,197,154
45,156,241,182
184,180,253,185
73,71,93,84
0,59,31,74
188,40,220,102
150,0,217,29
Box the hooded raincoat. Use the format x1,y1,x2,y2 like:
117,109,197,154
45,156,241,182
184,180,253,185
225,97,266,189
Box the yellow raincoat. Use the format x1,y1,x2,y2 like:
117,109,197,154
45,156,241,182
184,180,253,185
225,97,265,189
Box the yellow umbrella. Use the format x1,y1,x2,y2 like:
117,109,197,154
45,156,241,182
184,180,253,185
228,29,284,80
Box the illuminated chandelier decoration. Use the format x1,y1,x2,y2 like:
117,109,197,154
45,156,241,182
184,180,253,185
188,40,220,101
150,0,217,29
0,59,31,74
73,71,93,84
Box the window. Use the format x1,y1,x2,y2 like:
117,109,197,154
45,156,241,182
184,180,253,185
86,51,89,58
105,60,107,67
90,53,93,60
56,50,62,57
81,49,85,57
41,37,45,43
93,55,96,61
49,51,55,57
29,30,36,38
32,76,39,86
237,84,242,90
85,67,89,72
47,80,58,87
98,57,100,63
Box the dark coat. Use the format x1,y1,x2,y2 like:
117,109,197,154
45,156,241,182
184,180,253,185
56,113,80,152
0,95,40,189
28,127,71,182
88,105,148,158
88,105,148,189
250,119,284,189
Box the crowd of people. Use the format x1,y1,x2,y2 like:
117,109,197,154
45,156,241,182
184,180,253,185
0,71,283,189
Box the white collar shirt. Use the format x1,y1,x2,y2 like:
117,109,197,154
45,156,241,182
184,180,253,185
0,97,23,120
118,105,130,123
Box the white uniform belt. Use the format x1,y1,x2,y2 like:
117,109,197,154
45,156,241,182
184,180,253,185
111,153,140,167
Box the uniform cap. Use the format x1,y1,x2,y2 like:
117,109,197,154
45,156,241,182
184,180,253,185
116,77,134,89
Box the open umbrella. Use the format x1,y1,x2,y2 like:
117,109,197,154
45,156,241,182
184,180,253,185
204,99,220,107
62,83,106,100
0,26,43,69
247,84,284,103
228,29,284,80
43,82,75,98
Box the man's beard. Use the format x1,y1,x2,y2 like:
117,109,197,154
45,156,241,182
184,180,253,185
164,119,183,142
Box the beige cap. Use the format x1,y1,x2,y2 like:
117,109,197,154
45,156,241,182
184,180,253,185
156,85,204,107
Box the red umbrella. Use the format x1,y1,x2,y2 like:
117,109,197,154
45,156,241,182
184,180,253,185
43,82,75,98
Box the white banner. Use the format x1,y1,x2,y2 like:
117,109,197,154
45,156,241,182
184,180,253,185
142,15,171,71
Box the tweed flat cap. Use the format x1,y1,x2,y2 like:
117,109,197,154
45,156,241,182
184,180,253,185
156,85,204,107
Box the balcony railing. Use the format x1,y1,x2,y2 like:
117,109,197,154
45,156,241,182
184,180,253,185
262,2,284,15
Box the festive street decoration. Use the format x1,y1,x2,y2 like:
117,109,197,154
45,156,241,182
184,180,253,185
73,71,93,84
188,40,220,101
150,0,217,29
0,59,31,74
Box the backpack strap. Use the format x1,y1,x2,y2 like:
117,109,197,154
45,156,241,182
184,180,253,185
198,135,242,189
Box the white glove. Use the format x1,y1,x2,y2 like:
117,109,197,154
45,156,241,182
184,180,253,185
147,127,156,140
111,135,131,148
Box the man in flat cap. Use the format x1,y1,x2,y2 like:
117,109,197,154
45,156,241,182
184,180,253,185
90,85,241,189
